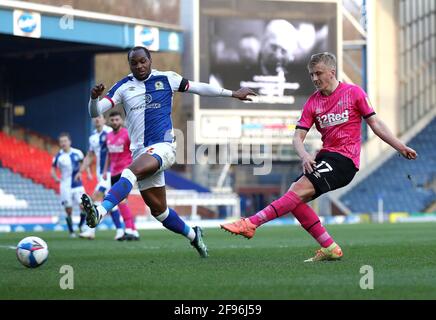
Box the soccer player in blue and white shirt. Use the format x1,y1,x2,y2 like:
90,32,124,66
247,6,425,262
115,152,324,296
78,116,124,240
82,46,255,258
51,132,85,238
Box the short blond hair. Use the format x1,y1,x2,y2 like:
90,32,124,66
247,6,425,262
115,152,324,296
308,52,337,70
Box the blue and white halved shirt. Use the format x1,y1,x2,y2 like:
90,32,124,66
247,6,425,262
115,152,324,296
52,148,84,189
88,125,113,181
103,69,189,151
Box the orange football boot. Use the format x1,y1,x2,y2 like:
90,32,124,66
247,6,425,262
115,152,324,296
220,218,257,239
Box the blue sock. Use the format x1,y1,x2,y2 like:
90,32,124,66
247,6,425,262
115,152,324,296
111,209,123,229
101,177,133,212
65,216,73,233
79,212,86,228
161,208,194,240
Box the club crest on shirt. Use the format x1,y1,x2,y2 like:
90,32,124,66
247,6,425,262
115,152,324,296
155,81,164,90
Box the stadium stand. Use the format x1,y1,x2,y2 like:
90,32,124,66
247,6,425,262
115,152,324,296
340,117,436,213
0,129,240,220
0,130,96,194
0,167,63,216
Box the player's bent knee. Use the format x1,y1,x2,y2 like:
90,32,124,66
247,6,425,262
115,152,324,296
121,168,137,186
148,202,168,217
289,180,316,201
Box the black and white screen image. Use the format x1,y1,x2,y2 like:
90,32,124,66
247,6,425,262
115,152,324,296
199,0,337,110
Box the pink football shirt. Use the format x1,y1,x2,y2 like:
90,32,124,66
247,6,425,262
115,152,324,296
107,127,132,176
296,82,375,169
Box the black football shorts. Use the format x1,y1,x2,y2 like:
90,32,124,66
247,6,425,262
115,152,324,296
296,151,358,200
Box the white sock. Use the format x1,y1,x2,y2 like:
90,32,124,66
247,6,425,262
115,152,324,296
186,228,196,242
155,208,195,241
125,228,133,234
97,205,108,219
155,208,170,222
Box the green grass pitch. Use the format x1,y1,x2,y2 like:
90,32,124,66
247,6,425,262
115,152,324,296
1,222,435,299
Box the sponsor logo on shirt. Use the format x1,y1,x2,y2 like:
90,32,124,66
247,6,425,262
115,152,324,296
108,144,124,153
130,103,162,111
316,109,349,128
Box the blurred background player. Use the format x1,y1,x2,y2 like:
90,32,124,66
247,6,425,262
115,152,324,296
82,46,255,258
78,115,124,240
103,111,140,241
51,132,86,238
221,52,417,262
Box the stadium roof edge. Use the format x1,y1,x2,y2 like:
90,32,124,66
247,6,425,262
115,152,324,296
0,0,183,32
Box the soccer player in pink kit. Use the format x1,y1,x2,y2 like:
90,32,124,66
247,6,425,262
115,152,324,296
103,111,140,241
221,52,418,262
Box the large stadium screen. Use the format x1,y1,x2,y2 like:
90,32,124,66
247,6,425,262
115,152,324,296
199,0,338,110
196,0,338,145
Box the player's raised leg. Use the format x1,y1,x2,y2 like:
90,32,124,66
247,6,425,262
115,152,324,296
83,149,161,229
82,167,136,228
221,176,342,261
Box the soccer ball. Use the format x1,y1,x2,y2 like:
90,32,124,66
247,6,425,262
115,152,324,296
16,236,49,268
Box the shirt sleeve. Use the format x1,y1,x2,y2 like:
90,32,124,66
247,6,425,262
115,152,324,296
105,83,124,108
52,154,60,168
88,137,95,153
77,150,85,161
165,71,189,92
296,99,315,131
354,86,376,119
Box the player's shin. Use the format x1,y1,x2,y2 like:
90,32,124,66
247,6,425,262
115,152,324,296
118,202,134,229
78,212,86,229
292,202,335,248
65,214,74,234
110,208,123,229
155,208,196,241
248,191,302,227
99,169,137,218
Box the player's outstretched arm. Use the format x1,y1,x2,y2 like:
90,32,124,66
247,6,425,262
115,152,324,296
88,83,112,117
366,115,417,160
187,81,256,101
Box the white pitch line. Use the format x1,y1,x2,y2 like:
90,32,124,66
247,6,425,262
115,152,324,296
0,245,16,250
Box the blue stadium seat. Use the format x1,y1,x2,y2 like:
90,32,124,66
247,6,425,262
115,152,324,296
0,168,63,216
341,118,436,213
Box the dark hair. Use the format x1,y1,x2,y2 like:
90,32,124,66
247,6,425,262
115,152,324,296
58,132,71,140
127,46,151,61
109,111,122,118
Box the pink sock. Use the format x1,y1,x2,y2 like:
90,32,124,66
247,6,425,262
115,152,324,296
118,202,134,229
248,191,302,227
292,202,334,248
